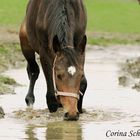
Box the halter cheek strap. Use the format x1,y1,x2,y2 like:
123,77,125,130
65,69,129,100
52,55,83,100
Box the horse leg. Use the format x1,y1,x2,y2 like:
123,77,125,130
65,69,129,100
78,75,87,113
39,49,58,112
25,55,40,106
19,23,40,106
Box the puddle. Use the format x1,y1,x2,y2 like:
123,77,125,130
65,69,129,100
1,45,140,140
12,108,125,124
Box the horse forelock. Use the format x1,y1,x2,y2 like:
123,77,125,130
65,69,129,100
62,47,79,66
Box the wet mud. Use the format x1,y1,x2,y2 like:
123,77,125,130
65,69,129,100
1,45,140,139
0,106,5,118
119,57,140,91
13,108,124,124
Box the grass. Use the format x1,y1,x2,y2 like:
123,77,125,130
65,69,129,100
0,75,17,95
85,0,140,45
0,0,27,28
0,43,24,72
87,32,140,45
0,43,24,94
88,37,140,46
85,0,140,33
0,0,140,45
0,75,16,85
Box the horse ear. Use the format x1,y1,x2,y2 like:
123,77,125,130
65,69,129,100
76,35,87,54
53,35,61,53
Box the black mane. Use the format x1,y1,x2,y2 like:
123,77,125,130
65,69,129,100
46,0,83,48
46,0,69,48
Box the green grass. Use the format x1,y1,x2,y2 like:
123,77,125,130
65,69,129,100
0,0,140,45
88,37,140,46
0,43,24,72
85,0,140,33
0,0,27,27
0,0,139,33
85,0,140,45
0,75,17,95
0,75,16,85
0,43,23,94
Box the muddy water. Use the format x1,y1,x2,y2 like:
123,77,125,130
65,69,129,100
1,45,140,140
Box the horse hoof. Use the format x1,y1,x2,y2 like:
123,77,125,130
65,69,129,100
78,108,83,114
47,95,58,112
25,95,35,106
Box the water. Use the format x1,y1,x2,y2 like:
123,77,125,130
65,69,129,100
0,45,140,140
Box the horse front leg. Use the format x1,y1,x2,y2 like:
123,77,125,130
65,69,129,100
40,55,58,112
25,62,39,106
19,20,40,107
78,75,87,113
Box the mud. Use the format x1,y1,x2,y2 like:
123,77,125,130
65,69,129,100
13,108,124,124
0,106,5,118
119,57,140,91
0,43,25,94
1,45,140,139
0,27,19,44
0,75,18,95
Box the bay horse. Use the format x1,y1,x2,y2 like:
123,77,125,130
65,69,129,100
19,0,87,121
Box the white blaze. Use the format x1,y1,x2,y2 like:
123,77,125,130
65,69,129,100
68,66,76,76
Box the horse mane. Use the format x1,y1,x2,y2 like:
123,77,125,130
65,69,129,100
46,0,68,48
46,0,82,48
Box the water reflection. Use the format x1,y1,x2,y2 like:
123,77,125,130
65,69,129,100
2,46,140,140
46,122,82,140
25,122,82,140
25,125,38,140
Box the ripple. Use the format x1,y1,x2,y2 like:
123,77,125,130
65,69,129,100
12,108,126,124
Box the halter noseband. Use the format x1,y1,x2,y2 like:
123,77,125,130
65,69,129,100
52,55,83,100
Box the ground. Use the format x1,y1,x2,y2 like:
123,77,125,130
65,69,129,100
0,28,24,95
0,0,140,121
119,57,140,91
0,106,5,118
0,1,140,139
1,45,140,139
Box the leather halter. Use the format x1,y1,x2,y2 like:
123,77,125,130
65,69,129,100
52,55,83,100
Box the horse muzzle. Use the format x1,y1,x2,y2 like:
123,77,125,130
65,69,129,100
64,112,79,121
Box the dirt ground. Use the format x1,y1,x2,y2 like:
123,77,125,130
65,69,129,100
1,27,140,121
0,27,24,95
1,41,140,139
0,27,19,44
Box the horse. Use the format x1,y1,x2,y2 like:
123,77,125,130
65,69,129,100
19,0,87,121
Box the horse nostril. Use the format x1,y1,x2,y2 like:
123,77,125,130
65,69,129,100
64,112,79,121
77,112,79,117
64,112,69,120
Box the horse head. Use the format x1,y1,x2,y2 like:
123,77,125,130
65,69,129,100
52,35,87,120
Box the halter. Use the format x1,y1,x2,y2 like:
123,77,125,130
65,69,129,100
52,55,83,100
